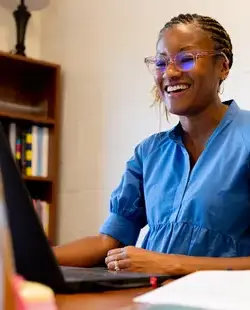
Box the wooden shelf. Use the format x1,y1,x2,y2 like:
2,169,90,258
0,50,59,70
0,51,61,243
23,175,53,182
0,110,55,125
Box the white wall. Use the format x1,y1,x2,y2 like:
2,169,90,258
39,0,250,244
0,6,41,58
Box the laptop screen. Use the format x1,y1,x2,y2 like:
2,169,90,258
0,123,65,291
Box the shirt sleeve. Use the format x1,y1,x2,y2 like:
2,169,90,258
99,143,147,246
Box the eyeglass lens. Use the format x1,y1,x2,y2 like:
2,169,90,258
153,52,196,74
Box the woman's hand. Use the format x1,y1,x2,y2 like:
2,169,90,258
105,246,250,277
105,246,180,274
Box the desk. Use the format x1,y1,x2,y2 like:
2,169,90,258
56,287,151,310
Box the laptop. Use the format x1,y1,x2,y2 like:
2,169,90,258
0,123,173,293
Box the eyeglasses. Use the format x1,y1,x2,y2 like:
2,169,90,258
144,50,229,77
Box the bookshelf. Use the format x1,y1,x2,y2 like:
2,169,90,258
0,51,61,244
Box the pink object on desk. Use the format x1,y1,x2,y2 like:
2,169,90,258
12,275,57,310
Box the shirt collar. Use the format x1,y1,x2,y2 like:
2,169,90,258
168,99,240,143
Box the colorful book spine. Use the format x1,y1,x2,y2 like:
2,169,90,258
7,123,49,178
15,125,22,170
33,126,49,177
24,127,32,176
32,125,38,177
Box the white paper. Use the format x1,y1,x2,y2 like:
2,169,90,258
133,270,250,310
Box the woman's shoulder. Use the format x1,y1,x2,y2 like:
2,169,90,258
233,103,250,152
237,106,250,123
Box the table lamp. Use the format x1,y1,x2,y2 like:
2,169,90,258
0,0,49,56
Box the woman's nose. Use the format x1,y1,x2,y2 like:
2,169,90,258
163,62,182,79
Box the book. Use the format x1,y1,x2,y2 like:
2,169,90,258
7,122,49,178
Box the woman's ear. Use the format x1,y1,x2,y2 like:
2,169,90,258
220,58,230,81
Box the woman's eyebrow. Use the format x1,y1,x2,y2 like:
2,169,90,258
158,45,197,55
180,45,197,51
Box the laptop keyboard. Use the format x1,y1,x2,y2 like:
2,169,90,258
61,266,115,278
60,266,151,281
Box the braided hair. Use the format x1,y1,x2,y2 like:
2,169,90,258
153,13,233,110
162,14,233,68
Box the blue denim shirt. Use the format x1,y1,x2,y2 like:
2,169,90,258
100,100,250,257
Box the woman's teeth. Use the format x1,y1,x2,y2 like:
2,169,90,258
166,84,190,93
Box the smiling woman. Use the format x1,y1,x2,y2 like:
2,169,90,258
147,14,233,118
54,13,250,276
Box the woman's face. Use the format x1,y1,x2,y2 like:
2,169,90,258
156,23,228,116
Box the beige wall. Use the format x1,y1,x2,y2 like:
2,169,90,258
39,0,172,244
0,7,41,58
39,0,250,244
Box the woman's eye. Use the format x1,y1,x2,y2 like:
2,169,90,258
156,60,166,68
180,55,193,64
